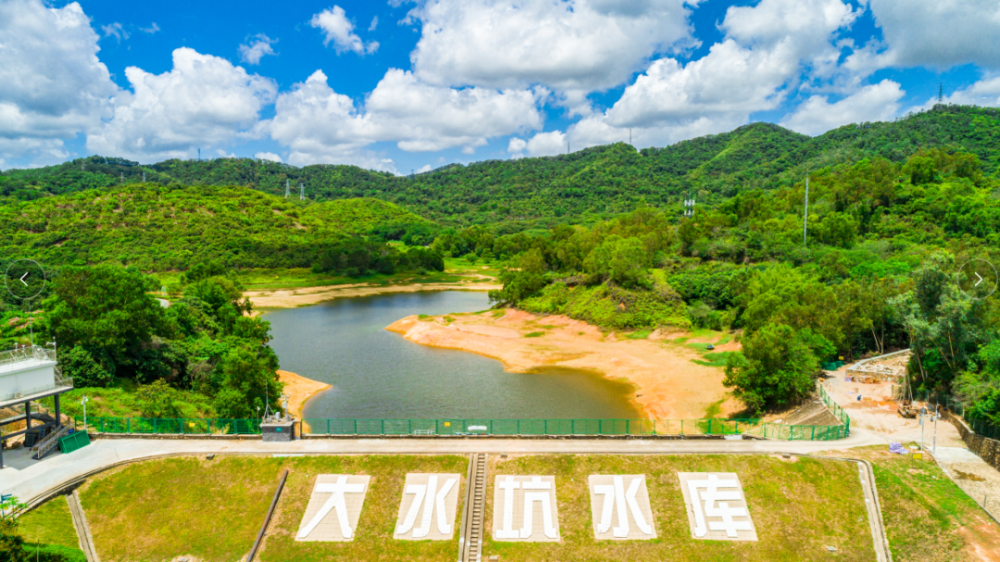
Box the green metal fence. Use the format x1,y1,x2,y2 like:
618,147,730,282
82,417,262,435
79,385,852,442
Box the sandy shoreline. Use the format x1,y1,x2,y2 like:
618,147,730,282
387,309,742,420
246,281,501,309
277,369,330,420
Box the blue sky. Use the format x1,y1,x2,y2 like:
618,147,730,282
2,0,999,173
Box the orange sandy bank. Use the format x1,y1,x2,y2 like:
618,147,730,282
277,369,330,420
246,281,501,309
386,309,742,420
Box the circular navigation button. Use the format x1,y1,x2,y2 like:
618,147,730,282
4,259,47,300
957,259,998,300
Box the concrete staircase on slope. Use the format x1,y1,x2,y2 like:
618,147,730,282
461,453,488,562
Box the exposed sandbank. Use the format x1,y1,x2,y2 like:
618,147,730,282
277,369,330,421
386,309,742,420
246,281,501,309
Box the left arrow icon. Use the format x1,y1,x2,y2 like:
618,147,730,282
19,272,28,286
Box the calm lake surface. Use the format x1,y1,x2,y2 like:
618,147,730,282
264,291,640,420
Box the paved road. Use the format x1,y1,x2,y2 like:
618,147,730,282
1,430,885,505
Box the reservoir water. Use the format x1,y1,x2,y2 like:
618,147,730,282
264,291,640,420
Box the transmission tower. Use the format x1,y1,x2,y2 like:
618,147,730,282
285,180,290,198
299,183,305,201
938,83,943,104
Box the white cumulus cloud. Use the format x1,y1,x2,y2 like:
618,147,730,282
239,34,276,65
255,151,283,163
87,47,277,162
311,5,378,55
867,0,1000,70
266,68,542,165
0,0,116,165
780,79,905,136
407,0,696,92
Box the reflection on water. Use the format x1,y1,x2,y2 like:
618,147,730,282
264,291,640,420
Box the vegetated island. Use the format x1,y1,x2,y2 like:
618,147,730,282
387,309,742,420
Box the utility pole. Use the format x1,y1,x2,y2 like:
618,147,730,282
933,404,939,455
803,177,809,245
920,406,927,450
938,82,943,104
198,148,201,162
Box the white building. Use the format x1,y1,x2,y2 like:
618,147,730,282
0,345,67,405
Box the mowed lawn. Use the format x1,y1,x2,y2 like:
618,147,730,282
481,454,874,562
78,454,468,562
68,453,883,562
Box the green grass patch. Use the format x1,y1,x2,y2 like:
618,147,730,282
692,352,735,368
625,329,652,340
80,455,468,562
17,495,86,559
39,386,216,419
483,454,872,562
492,310,506,318
524,331,546,338
702,399,725,419
845,447,1000,561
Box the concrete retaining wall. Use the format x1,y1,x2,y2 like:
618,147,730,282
944,411,1000,471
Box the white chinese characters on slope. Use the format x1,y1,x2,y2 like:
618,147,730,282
492,475,560,542
588,475,657,540
678,472,758,541
394,473,461,540
297,475,371,542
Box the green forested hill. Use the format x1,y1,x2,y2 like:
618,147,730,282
3,105,1000,230
0,185,432,270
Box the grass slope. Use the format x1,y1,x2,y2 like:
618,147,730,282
844,447,1000,562
16,495,87,561
79,455,467,562
483,454,872,562
0,185,432,270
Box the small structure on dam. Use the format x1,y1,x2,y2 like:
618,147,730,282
0,344,73,468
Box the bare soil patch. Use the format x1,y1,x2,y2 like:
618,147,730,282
387,309,741,420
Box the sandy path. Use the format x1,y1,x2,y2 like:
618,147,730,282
277,370,330,420
386,309,741,420
246,281,501,309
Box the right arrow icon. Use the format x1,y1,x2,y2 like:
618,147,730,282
975,272,984,287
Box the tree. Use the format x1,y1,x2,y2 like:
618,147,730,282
583,235,649,288
723,323,819,414
135,379,180,418
489,248,548,305
213,345,282,419
59,346,112,388
955,338,1000,424
43,266,166,379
